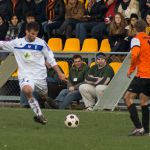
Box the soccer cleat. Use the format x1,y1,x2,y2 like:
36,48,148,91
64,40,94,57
33,115,47,125
128,128,144,136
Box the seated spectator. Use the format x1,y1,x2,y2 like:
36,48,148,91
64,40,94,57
21,0,36,21
54,55,89,109
9,0,36,21
0,15,9,40
116,0,140,19
145,12,150,35
79,52,114,111
9,0,23,21
44,0,65,40
56,0,85,38
91,0,117,45
0,15,9,62
108,12,128,52
5,15,20,41
139,0,150,19
75,0,108,45
18,11,44,38
125,13,138,41
0,0,12,21
34,0,47,23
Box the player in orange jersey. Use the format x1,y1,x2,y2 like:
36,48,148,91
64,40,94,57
124,20,150,136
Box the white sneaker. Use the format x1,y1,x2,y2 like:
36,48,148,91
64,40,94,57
86,106,94,111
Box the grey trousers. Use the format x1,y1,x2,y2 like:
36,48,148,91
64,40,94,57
79,84,107,107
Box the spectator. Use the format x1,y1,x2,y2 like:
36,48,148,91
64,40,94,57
79,52,114,111
9,0,24,21
54,55,89,109
0,15,9,61
18,11,44,38
91,0,117,45
34,0,47,23
21,0,36,20
0,15,9,40
125,13,138,40
108,12,128,52
44,0,65,40
5,15,20,41
0,0,12,21
116,0,140,19
56,0,85,38
145,12,150,35
139,0,150,19
75,0,108,45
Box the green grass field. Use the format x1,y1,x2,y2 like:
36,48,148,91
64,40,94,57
0,108,149,150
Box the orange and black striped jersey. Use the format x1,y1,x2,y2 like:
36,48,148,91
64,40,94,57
128,32,150,78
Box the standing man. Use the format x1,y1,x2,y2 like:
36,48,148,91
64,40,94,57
0,22,66,125
124,20,150,136
79,52,114,111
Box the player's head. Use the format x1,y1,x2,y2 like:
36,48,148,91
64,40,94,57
96,52,107,67
25,22,39,42
134,20,147,33
73,55,83,68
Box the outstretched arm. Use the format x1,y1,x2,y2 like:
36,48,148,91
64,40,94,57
0,40,15,52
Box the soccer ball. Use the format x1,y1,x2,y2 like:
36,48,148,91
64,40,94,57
64,114,79,128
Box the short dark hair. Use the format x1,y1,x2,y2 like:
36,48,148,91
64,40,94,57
26,22,39,32
25,11,36,19
134,20,147,32
73,55,83,60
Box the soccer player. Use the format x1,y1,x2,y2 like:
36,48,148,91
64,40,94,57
0,22,66,125
124,20,150,136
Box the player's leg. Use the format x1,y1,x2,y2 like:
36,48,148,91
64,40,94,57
140,79,150,135
20,79,47,124
140,93,149,135
124,77,144,136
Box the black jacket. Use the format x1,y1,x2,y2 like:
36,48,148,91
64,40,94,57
52,0,65,21
87,0,108,22
0,0,12,20
0,21,9,40
139,0,150,19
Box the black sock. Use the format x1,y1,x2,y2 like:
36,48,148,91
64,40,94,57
128,104,142,129
142,105,149,133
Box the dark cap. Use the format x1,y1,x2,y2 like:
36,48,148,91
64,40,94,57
96,52,106,59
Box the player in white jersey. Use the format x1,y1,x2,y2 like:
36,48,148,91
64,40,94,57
0,22,66,124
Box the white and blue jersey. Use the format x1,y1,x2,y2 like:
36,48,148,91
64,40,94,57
0,37,57,81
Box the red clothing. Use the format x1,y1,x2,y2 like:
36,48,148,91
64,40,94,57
105,0,117,18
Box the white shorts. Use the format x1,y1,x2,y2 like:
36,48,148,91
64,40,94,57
19,78,48,95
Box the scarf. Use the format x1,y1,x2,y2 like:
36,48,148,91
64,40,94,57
120,0,131,10
46,0,56,20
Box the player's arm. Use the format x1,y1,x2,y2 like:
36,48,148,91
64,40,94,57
0,40,15,52
42,43,67,81
128,38,140,77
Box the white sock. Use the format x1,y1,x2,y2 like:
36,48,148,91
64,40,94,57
28,98,42,116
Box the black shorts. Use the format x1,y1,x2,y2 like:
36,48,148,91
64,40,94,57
127,77,150,96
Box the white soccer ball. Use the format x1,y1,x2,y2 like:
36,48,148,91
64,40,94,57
64,114,79,128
